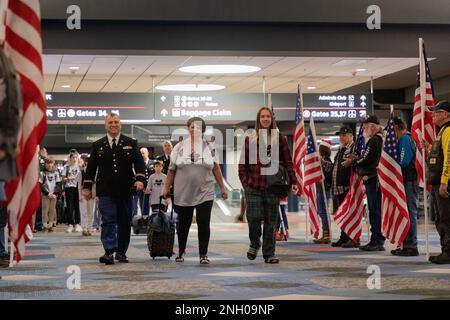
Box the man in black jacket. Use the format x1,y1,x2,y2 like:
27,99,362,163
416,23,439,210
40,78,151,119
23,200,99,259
331,126,360,248
83,114,146,265
343,115,385,251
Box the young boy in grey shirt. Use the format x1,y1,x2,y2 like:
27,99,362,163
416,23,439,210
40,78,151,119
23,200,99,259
145,161,168,212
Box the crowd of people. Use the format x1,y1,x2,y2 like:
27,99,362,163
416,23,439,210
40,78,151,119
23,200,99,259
1,100,449,266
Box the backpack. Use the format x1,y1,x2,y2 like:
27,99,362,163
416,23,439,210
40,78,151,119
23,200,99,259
0,47,21,159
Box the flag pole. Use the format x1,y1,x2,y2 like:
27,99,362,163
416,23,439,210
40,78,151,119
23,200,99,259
419,38,430,260
319,148,332,240
298,81,309,242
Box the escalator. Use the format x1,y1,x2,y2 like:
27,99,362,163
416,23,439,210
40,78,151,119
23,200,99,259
210,179,245,223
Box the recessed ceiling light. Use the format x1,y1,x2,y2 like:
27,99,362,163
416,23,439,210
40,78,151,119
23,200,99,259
155,84,225,91
61,85,71,88
69,66,80,70
179,65,261,74
356,68,367,72
307,86,317,90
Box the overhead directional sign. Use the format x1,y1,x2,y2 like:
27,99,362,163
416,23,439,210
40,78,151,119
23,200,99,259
46,92,372,123
156,93,371,121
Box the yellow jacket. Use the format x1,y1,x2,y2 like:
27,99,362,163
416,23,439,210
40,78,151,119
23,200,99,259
441,125,450,185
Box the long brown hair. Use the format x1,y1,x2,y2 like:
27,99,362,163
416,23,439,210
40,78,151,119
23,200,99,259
254,107,278,139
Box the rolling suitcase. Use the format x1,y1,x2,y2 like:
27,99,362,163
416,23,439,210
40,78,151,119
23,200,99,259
147,196,175,259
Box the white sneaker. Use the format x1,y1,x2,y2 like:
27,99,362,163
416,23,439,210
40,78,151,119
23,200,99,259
75,224,83,232
66,225,74,233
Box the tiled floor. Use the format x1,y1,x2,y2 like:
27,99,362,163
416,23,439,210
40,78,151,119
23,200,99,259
0,214,449,300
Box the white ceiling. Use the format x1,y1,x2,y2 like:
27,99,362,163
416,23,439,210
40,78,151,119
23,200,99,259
44,55,422,94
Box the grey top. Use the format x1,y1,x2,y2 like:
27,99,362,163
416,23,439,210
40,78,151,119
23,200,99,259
169,138,219,207
63,165,81,188
147,172,167,205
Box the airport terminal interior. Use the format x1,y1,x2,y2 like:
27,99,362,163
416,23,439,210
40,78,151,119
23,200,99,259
1,0,450,301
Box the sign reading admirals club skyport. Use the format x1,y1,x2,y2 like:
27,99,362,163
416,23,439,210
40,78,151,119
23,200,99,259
45,92,371,122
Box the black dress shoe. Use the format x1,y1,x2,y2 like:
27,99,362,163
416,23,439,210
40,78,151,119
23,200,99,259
392,248,419,256
115,253,129,263
342,240,360,248
331,239,345,247
359,243,385,252
429,252,450,264
99,253,114,265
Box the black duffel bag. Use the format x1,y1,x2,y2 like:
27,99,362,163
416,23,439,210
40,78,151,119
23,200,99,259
266,163,290,198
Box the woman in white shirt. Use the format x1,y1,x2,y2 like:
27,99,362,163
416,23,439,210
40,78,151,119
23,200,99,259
163,117,227,264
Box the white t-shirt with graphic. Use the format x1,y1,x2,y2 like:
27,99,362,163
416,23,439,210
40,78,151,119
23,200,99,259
39,170,61,194
63,165,81,188
147,173,167,205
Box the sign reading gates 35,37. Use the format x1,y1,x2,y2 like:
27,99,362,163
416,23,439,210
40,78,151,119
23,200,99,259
156,93,371,122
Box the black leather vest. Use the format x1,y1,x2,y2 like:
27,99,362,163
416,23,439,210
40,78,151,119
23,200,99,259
427,122,450,185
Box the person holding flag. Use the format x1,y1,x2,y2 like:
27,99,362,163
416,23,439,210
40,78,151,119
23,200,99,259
313,139,333,244
426,100,450,264
343,115,385,251
330,126,362,248
376,109,411,251
391,117,419,256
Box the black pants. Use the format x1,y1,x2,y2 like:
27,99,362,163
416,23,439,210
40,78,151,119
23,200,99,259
65,187,80,225
333,192,352,242
176,200,213,257
431,185,450,253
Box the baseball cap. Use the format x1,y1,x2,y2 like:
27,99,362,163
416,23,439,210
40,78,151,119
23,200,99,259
364,115,380,125
335,126,353,135
393,116,405,127
430,100,450,113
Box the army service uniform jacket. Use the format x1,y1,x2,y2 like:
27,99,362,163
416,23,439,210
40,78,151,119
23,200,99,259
83,135,146,198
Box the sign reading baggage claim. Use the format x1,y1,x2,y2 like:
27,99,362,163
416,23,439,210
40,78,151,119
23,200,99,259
45,93,371,123
157,93,370,121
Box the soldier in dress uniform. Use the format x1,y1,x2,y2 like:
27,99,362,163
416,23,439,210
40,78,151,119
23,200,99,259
157,140,173,175
82,113,146,265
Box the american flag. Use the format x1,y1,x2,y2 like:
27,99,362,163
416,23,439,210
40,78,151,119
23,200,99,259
334,124,366,242
411,40,436,188
293,84,307,196
3,0,46,262
303,117,322,239
377,112,411,248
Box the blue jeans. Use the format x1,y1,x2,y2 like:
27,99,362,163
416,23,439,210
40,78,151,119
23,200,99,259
317,190,331,231
403,180,419,249
365,180,385,246
131,191,150,216
98,197,132,255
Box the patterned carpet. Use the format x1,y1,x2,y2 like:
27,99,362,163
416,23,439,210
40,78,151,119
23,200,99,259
0,214,449,300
